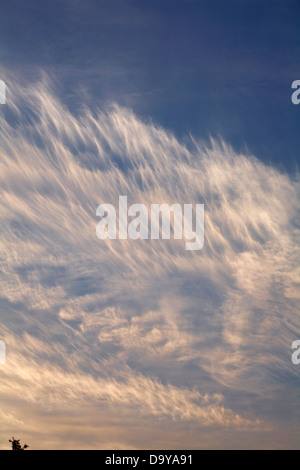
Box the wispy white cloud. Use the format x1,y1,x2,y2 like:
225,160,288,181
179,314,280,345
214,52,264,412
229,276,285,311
0,72,299,449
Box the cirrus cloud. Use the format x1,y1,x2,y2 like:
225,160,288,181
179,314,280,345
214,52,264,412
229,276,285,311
0,71,299,449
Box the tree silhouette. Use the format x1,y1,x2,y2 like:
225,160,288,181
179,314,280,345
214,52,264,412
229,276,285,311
9,437,29,450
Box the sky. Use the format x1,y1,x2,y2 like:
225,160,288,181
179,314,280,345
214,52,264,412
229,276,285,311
0,0,299,450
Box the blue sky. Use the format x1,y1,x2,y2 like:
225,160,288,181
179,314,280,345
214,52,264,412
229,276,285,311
0,0,299,450
1,0,300,171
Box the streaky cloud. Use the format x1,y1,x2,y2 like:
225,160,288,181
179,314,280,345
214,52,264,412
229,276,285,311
0,71,299,449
